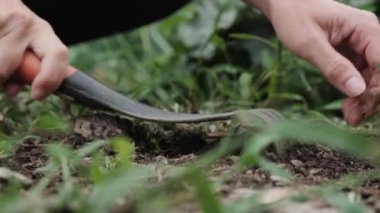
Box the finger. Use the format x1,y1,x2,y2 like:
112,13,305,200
307,39,366,97
348,55,371,85
360,87,380,122
344,85,380,126
342,98,363,126
29,29,68,100
337,47,372,84
350,15,380,73
0,33,29,86
360,67,372,85
353,73,380,122
336,44,371,83
4,82,23,97
349,73,380,117
367,72,380,87
359,87,380,113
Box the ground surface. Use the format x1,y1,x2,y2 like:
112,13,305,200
2,112,380,212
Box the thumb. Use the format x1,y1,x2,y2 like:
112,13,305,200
307,40,366,97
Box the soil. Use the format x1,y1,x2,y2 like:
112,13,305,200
4,112,380,212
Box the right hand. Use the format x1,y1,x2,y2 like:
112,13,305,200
246,0,380,126
343,73,380,126
0,0,68,100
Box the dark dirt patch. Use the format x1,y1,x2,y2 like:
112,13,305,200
360,184,380,211
210,144,373,191
210,144,380,211
10,113,218,181
13,138,48,181
5,112,380,211
72,113,217,156
268,144,373,184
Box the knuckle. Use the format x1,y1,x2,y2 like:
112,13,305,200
324,60,349,83
362,11,379,23
54,45,69,60
9,10,33,28
363,21,379,32
37,19,53,31
359,11,379,30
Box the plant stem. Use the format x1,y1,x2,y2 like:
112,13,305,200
268,39,283,99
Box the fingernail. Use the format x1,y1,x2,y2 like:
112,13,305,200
344,76,366,97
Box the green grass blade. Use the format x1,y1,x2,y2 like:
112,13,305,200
191,172,224,213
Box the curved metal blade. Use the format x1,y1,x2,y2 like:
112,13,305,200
56,71,282,123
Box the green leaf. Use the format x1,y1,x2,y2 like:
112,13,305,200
240,119,379,169
259,159,294,181
110,136,135,166
30,112,71,133
325,192,369,213
229,33,275,48
90,160,106,183
77,140,106,157
270,121,378,159
85,167,150,213
190,172,223,213
0,135,24,158
270,93,305,102
322,99,343,111
37,144,79,175
239,73,253,100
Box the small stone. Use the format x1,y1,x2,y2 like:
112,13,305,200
260,187,295,204
74,119,92,139
225,188,256,202
374,201,380,211
309,168,322,176
270,175,291,186
245,170,253,175
291,160,304,168
209,124,217,132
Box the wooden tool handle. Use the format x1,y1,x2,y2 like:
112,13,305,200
16,51,77,84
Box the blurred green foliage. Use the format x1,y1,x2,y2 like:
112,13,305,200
0,0,378,212
64,0,378,122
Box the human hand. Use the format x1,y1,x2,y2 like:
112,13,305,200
0,0,68,100
343,72,380,126
246,0,380,125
